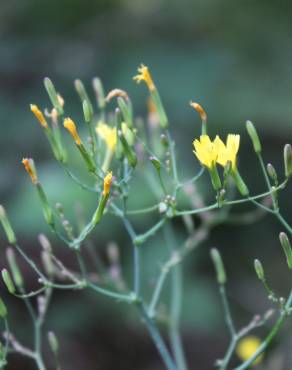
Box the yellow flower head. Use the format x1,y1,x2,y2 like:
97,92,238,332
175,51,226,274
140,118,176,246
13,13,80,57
236,336,263,365
63,118,82,146
215,134,240,169
103,172,113,196
96,122,117,151
133,64,155,91
22,158,38,184
30,104,48,129
193,135,218,169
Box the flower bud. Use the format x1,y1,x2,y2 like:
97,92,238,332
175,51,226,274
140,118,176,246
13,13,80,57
82,100,93,123
2,269,15,294
210,248,226,285
92,77,105,110
44,78,63,115
232,168,249,196
279,232,292,269
0,297,7,318
284,144,292,178
254,259,265,281
30,104,48,129
74,79,93,118
6,248,23,287
190,101,207,135
118,97,133,128
41,251,54,277
149,156,161,171
246,120,261,154
118,130,137,168
36,184,54,226
38,234,52,252
0,206,16,244
48,331,59,355
267,163,278,183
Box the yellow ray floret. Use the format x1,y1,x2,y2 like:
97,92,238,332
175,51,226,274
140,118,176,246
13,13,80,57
133,64,155,91
193,135,218,169
63,118,82,146
96,122,117,151
103,172,113,196
30,104,48,128
22,158,38,184
236,336,263,365
216,134,240,169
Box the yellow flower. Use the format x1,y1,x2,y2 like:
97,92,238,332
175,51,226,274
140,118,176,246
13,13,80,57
133,64,155,91
30,104,48,129
193,135,218,169
96,122,117,151
22,158,38,184
236,336,263,365
63,118,82,146
103,172,113,196
215,134,240,169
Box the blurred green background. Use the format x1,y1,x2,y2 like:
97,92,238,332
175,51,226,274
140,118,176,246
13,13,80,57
0,0,292,369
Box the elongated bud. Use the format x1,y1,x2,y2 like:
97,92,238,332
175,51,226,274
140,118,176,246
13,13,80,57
103,172,113,197
254,259,265,281
48,331,59,354
118,97,133,128
0,297,7,318
22,158,38,184
190,101,207,134
74,79,94,117
6,248,23,287
41,251,54,276
44,78,63,115
210,248,226,285
284,144,292,178
149,156,161,171
36,184,54,226
2,269,15,294
63,118,82,146
267,163,278,183
246,121,261,154
121,122,135,146
38,234,52,252
209,165,222,191
118,130,137,167
279,232,292,269
92,77,105,109
83,100,93,123
232,168,249,196
0,206,16,244
30,104,48,128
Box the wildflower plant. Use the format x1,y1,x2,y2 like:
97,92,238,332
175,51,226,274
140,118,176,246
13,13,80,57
0,64,291,370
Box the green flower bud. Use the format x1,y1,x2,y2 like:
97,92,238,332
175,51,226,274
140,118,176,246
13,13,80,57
209,165,222,192
254,259,265,281
6,248,23,287
118,97,133,128
118,130,137,168
92,77,105,110
246,120,262,154
44,78,63,115
74,79,93,118
0,206,17,245
0,297,7,318
210,248,226,285
284,144,292,178
232,168,249,196
82,100,93,123
2,269,15,294
149,156,161,171
36,184,54,226
279,232,292,269
267,163,278,184
48,331,59,354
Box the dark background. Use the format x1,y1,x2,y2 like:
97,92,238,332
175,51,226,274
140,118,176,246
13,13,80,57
0,0,291,369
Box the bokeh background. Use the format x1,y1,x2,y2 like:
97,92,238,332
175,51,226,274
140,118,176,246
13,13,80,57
0,0,292,369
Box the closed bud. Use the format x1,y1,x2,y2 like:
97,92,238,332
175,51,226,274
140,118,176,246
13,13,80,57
246,120,261,154
0,297,7,318
48,331,59,354
36,184,54,226
74,79,94,118
232,168,249,196
267,163,278,183
82,100,93,123
44,78,63,115
254,259,265,281
279,232,292,269
284,144,292,178
118,130,137,168
2,269,15,294
210,248,226,285
0,206,16,244
92,77,105,110
38,234,52,252
41,251,54,277
149,156,161,171
6,248,23,287
118,97,133,128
